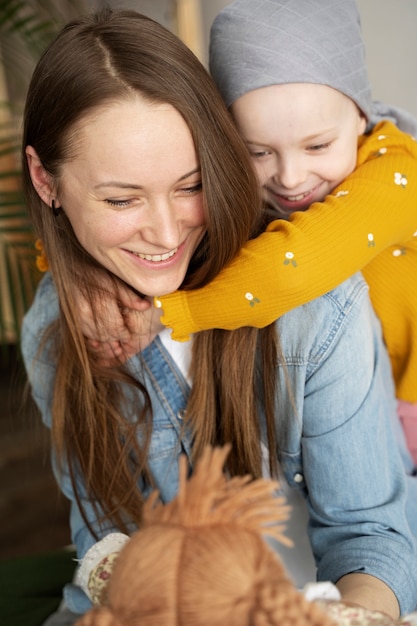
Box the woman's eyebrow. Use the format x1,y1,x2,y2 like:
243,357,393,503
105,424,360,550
177,166,201,182
94,181,143,190
93,167,201,191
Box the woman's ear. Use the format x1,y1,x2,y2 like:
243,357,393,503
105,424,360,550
25,145,58,207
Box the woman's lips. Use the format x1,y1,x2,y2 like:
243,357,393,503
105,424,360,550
123,242,184,268
131,247,178,262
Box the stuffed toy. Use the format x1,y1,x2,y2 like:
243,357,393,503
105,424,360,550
75,446,417,626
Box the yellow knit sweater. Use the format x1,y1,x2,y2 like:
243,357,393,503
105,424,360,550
155,121,417,401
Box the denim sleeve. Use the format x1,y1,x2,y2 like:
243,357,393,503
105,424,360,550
287,279,417,614
21,273,59,429
53,453,141,614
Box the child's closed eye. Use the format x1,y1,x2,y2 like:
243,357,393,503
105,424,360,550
307,142,332,152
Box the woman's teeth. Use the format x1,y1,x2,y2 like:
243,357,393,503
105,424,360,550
134,248,178,262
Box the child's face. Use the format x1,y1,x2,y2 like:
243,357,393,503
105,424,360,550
231,83,366,218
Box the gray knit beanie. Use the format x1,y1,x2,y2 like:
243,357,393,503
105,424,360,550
209,0,372,120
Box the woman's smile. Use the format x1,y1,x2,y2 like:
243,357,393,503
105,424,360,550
129,247,178,263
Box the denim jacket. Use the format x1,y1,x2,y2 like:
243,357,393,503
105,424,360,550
21,272,417,614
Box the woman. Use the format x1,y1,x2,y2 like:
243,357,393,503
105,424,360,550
21,8,417,623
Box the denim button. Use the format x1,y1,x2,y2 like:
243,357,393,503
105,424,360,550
294,473,304,483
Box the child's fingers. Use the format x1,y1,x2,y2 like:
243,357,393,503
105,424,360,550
115,282,151,311
86,333,153,366
86,338,124,359
123,307,165,338
119,295,151,312
86,336,145,366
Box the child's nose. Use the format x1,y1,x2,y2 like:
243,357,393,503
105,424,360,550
276,156,307,190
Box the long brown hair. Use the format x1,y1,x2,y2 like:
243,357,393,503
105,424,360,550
22,9,278,535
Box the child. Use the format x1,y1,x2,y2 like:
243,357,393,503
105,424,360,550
203,0,417,468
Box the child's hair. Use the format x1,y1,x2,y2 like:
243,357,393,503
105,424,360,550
75,446,336,626
209,0,372,119
23,8,280,536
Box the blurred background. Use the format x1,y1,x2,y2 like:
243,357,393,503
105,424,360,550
0,0,416,560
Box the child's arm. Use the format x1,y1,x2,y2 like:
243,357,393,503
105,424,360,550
156,120,417,340
50,119,416,356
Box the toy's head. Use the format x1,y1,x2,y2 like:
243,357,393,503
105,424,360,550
75,446,399,626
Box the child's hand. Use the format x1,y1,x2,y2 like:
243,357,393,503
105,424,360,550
75,280,165,366
86,305,165,366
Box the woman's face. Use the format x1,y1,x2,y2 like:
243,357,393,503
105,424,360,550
230,83,366,218
56,97,206,297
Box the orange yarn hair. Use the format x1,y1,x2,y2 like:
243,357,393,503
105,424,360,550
75,445,336,626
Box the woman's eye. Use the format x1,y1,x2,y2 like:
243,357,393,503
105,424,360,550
249,149,271,159
181,182,202,194
106,199,132,208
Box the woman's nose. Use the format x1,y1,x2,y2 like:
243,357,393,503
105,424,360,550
142,198,180,249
